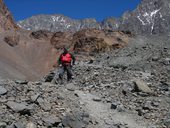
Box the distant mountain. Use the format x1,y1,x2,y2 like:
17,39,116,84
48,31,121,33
17,14,119,32
17,14,102,32
17,0,170,35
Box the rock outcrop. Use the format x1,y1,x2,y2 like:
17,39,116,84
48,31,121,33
73,29,129,54
0,0,18,31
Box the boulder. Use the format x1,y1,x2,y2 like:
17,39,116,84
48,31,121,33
0,86,7,95
6,101,31,114
134,80,152,93
26,122,37,128
42,116,61,127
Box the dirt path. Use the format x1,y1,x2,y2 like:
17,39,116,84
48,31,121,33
75,90,149,128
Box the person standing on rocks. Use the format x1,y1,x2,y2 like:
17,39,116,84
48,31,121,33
54,47,75,84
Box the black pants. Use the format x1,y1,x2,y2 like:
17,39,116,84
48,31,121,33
58,65,73,81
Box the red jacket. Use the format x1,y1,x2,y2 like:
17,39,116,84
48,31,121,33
58,53,75,65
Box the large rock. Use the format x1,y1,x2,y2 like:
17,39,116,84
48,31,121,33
0,122,6,128
26,122,37,128
73,29,129,54
134,80,152,93
42,116,61,127
0,86,7,95
4,34,20,47
6,101,32,113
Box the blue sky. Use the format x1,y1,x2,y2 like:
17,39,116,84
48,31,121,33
4,0,141,22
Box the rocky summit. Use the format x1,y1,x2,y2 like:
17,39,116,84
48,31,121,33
0,0,170,128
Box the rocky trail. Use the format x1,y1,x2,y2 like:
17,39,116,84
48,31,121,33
0,0,170,127
75,90,147,128
1,53,169,128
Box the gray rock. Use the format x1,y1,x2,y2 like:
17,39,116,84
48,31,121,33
26,122,37,128
31,94,40,102
0,86,7,95
43,116,61,127
0,122,6,128
37,98,51,111
143,101,153,110
14,121,24,128
92,97,102,102
134,80,152,93
152,101,159,107
62,114,86,128
163,119,170,127
111,102,118,109
152,56,159,61
35,82,42,85
66,83,76,91
6,101,31,113
163,58,170,65
15,80,28,84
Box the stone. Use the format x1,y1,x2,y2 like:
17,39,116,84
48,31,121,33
15,80,28,84
92,97,102,102
0,122,6,128
160,81,170,91
14,121,24,128
43,116,61,127
6,101,31,113
134,80,152,93
143,101,153,110
0,86,7,95
117,105,126,112
35,82,42,85
163,119,170,127
31,94,40,102
152,56,159,61
111,102,118,109
26,122,37,128
66,83,76,91
152,101,159,107
37,98,51,111
163,58,170,65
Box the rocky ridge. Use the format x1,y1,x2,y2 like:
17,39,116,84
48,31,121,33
17,0,170,34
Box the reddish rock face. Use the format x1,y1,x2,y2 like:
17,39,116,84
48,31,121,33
72,29,130,54
0,0,18,31
50,32,73,50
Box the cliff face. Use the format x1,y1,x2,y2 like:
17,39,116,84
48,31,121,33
0,0,18,31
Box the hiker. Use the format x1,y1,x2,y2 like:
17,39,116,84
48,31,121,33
55,47,75,84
